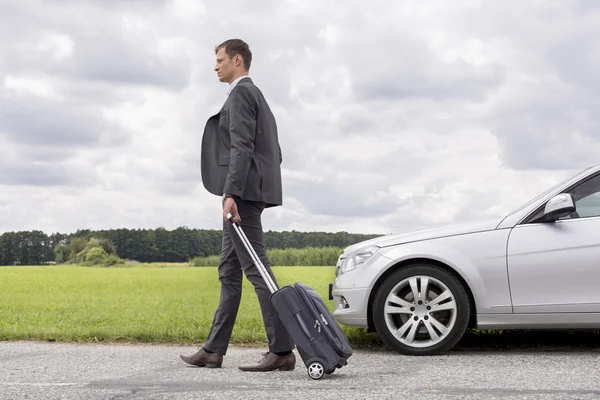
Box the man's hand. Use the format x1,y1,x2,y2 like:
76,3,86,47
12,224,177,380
223,197,240,224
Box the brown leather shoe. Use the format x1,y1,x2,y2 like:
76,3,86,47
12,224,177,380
180,347,223,368
238,351,296,372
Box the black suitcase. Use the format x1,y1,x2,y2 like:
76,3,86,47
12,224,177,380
227,213,353,380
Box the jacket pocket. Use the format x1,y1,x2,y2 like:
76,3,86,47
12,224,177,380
218,156,230,165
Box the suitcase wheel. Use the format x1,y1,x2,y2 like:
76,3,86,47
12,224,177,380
307,361,324,380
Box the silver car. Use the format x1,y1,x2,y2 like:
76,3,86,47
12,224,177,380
329,163,600,355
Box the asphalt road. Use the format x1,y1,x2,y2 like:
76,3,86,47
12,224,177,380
1,342,600,399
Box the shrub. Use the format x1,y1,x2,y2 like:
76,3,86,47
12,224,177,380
190,255,221,267
54,237,124,267
268,246,343,266
189,246,343,267
85,237,116,255
85,247,109,265
104,254,125,266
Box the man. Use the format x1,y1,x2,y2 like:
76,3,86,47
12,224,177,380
180,39,296,372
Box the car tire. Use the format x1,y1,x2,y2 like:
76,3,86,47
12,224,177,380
372,263,470,356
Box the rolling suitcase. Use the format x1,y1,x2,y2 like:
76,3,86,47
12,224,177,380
227,213,353,380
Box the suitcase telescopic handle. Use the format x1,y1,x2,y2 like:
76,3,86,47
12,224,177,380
226,213,279,294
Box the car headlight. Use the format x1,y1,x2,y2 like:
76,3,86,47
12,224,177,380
339,245,380,275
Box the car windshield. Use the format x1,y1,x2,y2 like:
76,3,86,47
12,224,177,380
507,166,592,216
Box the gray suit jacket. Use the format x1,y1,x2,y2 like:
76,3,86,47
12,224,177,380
200,77,283,207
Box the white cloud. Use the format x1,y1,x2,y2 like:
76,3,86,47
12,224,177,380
0,0,598,236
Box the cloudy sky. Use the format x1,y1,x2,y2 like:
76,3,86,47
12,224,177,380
1,0,599,236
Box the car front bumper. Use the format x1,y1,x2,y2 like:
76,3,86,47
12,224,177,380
330,286,370,328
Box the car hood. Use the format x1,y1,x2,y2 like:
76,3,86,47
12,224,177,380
342,216,505,255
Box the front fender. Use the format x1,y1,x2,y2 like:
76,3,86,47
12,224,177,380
377,229,512,315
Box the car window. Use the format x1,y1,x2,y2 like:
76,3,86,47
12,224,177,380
562,174,600,219
572,193,600,218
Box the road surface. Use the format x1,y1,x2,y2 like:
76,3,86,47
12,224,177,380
1,342,599,399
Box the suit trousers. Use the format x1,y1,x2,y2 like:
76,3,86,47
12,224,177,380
203,198,294,355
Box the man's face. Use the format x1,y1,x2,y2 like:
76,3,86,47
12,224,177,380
214,47,235,83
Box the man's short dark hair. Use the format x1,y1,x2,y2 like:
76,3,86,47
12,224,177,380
215,39,252,71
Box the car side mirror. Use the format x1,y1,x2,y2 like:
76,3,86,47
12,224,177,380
543,193,576,221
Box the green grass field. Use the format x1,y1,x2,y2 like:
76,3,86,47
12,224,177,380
0,265,381,346
2,265,599,350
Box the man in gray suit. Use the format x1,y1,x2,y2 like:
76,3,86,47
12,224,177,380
180,39,296,372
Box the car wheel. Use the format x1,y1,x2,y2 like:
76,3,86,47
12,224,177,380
372,264,470,356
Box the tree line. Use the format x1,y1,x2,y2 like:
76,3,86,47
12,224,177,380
0,227,382,266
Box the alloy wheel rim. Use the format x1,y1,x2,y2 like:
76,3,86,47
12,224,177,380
383,275,457,348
